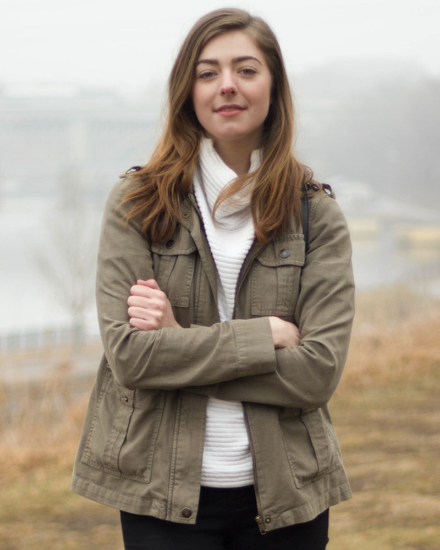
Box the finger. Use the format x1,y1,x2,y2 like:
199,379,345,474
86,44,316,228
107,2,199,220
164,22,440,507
132,291,166,308
127,297,166,319
137,279,161,290
128,303,165,320
130,284,161,298
127,295,150,308
128,306,154,320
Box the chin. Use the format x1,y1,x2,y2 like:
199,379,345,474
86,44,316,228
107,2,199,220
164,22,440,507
213,130,260,145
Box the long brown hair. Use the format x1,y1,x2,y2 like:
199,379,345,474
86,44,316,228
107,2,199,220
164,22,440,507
122,8,314,243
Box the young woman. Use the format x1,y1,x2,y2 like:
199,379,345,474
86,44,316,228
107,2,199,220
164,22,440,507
72,8,355,550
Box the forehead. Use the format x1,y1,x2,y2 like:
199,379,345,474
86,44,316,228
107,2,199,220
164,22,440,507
198,30,266,63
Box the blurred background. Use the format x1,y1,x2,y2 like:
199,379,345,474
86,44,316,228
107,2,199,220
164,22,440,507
0,1,439,549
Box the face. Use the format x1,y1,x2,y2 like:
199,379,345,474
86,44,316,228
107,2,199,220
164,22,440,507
192,30,272,152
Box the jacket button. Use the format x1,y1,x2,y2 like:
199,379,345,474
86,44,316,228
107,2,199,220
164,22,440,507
279,248,290,259
182,211,190,219
166,239,175,249
265,517,271,524
123,397,129,403
181,507,192,518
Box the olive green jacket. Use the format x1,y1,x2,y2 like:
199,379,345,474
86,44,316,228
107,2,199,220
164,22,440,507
71,179,355,534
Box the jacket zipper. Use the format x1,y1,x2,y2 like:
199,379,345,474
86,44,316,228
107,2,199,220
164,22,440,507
243,405,267,535
190,192,269,532
235,237,270,534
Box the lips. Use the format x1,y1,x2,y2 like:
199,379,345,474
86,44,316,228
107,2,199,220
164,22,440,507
214,104,246,117
215,104,245,112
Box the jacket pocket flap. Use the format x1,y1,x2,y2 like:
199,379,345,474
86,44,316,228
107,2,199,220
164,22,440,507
255,235,305,267
151,229,197,256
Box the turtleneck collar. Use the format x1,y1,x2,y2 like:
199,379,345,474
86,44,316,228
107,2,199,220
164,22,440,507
196,137,261,222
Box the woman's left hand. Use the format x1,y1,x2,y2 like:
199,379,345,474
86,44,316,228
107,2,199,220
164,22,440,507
127,279,182,331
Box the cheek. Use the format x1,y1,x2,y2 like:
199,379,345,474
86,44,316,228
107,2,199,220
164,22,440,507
262,83,273,108
191,84,209,111
249,81,272,109
191,93,210,131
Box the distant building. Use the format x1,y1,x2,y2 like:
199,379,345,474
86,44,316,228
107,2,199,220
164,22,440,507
0,85,160,195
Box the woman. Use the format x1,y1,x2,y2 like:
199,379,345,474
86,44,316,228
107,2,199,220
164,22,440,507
72,8,355,550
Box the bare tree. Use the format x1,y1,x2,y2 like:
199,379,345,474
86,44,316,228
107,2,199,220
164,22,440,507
35,165,101,345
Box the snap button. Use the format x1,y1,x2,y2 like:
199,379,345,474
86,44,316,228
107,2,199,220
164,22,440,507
166,239,175,249
279,248,290,259
265,517,271,524
182,211,190,219
123,396,129,403
181,507,192,518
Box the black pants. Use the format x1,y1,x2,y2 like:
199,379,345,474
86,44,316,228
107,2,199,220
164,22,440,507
120,485,329,550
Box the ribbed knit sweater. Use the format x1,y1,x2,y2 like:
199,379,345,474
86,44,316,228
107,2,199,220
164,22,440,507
193,138,260,487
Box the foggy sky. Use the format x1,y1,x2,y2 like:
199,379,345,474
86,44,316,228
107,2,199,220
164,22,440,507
1,0,440,95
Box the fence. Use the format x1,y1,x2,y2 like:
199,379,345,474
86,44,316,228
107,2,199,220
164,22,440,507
0,324,101,353
1,264,439,353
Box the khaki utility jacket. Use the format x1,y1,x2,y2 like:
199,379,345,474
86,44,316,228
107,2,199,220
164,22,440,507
71,179,355,534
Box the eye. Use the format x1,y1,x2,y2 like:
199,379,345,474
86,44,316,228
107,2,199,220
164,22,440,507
239,67,257,76
197,70,216,80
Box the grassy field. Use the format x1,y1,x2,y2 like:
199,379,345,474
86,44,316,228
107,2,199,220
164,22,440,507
1,289,439,550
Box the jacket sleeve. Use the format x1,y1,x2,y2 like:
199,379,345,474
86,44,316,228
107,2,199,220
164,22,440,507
96,180,276,391
186,193,355,409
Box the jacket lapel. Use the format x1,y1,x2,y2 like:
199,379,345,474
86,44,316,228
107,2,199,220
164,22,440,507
181,194,218,306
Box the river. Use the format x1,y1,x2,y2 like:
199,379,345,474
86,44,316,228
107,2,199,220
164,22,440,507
1,195,439,336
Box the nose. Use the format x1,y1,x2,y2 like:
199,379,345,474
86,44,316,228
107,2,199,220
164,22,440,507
221,85,236,95
220,72,237,95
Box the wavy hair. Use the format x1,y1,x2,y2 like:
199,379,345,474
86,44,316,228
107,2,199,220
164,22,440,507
122,8,314,243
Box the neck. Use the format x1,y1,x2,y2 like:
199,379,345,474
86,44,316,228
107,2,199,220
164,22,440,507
211,139,259,176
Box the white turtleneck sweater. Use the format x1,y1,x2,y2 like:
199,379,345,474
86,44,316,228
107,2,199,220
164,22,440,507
193,138,260,487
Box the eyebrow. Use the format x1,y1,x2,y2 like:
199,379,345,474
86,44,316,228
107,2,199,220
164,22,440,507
196,55,263,66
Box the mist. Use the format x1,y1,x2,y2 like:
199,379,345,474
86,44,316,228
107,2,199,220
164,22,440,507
1,0,440,345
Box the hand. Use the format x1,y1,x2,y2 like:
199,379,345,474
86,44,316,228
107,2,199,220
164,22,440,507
268,317,301,349
127,279,182,331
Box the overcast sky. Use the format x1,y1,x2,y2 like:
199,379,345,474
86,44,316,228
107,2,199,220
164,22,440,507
1,0,440,95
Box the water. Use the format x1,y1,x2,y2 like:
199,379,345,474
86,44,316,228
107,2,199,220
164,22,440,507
1,196,439,336
0,196,101,333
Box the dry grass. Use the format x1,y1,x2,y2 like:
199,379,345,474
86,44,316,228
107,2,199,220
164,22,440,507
345,287,440,389
328,289,440,550
0,362,124,550
0,288,439,550
0,363,85,479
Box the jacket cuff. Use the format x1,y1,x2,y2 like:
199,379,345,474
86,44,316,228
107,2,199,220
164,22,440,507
232,317,277,377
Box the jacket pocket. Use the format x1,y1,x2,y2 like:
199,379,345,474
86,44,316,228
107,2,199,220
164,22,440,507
251,235,305,317
151,228,197,308
81,368,165,483
280,408,341,488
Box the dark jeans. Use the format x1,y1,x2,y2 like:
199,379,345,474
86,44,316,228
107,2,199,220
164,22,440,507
120,485,329,550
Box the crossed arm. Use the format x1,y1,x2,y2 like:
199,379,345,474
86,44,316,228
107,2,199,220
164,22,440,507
127,278,301,349
97,182,354,409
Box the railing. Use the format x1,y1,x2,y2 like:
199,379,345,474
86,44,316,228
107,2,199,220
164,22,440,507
1,264,439,354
